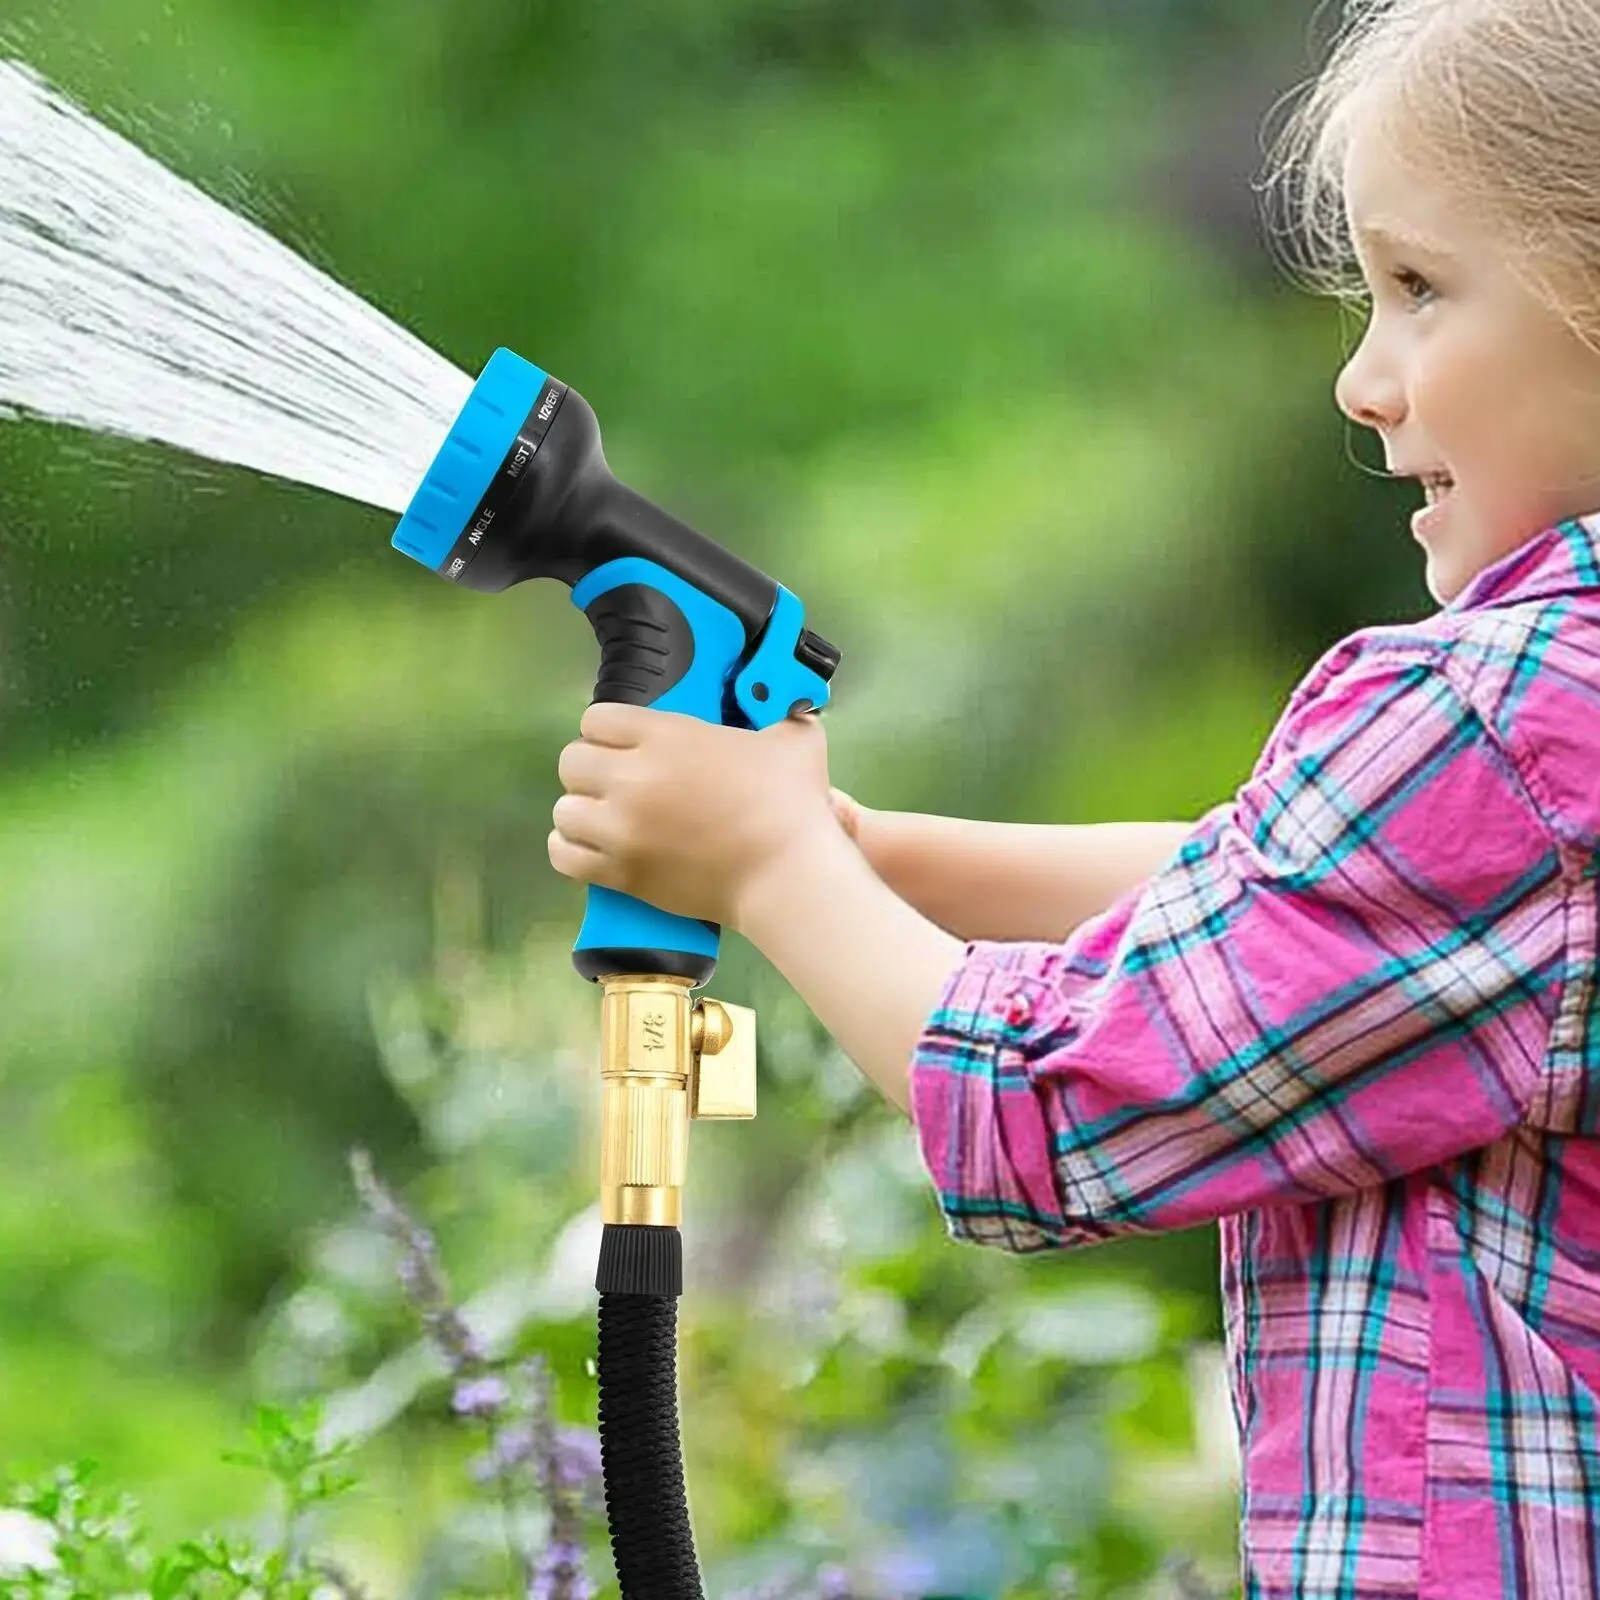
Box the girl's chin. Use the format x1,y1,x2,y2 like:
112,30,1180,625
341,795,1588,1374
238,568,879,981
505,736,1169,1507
1418,535,1470,605
1423,562,1458,607
1423,537,1493,608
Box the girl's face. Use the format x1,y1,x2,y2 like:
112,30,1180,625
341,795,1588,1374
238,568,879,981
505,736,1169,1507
1334,122,1600,605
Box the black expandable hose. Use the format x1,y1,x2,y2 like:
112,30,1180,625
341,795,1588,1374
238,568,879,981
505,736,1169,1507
596,1222,703,1599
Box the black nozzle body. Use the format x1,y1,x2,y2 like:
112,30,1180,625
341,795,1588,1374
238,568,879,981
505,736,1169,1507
447,382,783,656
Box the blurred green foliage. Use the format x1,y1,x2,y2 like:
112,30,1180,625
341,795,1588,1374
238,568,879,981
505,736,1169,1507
0,0,1434,1594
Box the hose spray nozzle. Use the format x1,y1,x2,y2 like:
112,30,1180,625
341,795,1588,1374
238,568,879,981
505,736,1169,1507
390,347,839,985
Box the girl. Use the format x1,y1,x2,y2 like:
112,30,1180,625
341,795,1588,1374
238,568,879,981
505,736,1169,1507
548,3,1600,1594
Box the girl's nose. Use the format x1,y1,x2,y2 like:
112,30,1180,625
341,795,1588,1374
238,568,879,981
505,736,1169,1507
1334,323,1406,432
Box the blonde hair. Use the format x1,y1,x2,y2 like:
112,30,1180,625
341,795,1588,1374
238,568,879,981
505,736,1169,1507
1260,0,1600,341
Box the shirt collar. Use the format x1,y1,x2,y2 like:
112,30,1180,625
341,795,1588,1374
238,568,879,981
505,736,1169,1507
1445,515,1600,614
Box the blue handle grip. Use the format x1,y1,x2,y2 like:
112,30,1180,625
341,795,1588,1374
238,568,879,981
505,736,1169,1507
568,561,832,985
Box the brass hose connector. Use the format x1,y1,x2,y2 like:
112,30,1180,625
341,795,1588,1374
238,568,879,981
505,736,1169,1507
598,974,756,1227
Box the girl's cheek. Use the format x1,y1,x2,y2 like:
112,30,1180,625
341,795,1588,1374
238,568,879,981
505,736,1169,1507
1421,337,1508,463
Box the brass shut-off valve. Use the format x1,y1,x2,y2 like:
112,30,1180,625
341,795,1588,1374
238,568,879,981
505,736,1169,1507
597,974,756,1228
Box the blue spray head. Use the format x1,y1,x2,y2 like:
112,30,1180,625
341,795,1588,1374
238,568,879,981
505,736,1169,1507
391,347,554,580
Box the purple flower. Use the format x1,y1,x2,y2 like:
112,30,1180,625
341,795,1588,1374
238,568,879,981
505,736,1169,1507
347,1147,611,1596
529,1537,593,1600
349,1150,489,1373
816,1564,853,1599
452,1375,509,1419
552,1428,602,1490
471,1421,537,1485
417,1302,487,1371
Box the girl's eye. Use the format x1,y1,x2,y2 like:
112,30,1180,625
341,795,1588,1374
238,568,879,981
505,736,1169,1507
1392,266,1436,305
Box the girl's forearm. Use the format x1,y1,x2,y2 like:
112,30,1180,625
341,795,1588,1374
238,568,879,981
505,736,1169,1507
855,810,1197,941
733,824,966,1119
732,804,1204,1116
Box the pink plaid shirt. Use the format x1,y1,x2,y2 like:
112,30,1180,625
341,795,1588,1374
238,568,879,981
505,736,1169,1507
909,517,1600,1598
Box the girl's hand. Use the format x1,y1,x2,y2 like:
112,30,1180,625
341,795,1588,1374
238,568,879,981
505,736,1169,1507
549,702,840,930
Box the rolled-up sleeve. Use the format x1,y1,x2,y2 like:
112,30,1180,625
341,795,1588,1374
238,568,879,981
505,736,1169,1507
908,649,1571,1253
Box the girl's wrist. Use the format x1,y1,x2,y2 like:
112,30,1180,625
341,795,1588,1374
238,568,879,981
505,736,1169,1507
732,815,857,943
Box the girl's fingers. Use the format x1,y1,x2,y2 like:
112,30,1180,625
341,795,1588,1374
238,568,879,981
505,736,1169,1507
548,827,612,885
579,701,646,748
558,739,610,797
552,793,614,849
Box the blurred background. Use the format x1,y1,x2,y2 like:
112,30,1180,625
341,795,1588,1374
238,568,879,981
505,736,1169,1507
0,1,1433,1595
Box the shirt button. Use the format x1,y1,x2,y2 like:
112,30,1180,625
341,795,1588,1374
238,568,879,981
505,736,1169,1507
1004,991,1033,1028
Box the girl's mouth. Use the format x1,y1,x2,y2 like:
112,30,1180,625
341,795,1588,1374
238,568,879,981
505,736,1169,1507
1412,472,1456,541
